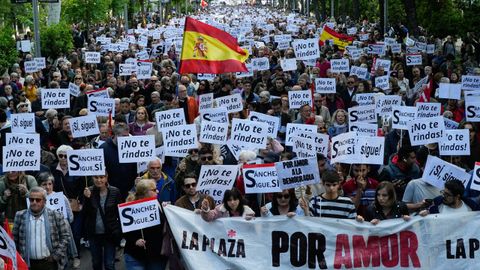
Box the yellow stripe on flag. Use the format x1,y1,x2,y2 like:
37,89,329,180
181,31,249,62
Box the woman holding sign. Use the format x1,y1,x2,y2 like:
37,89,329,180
83,173,122,270
200,188,255,221
124,179,167,270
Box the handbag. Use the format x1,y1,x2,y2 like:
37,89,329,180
60,176,82,212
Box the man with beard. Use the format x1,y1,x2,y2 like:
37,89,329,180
175,173,215,211
420,180,478,215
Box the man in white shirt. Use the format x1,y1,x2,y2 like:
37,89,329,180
420,180,479,215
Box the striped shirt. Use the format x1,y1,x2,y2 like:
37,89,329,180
308,194,357,219
29,215,51,259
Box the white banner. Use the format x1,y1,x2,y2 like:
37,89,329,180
374,75,390,90
164,207,480,270
251,57,270,71
0,226,17,270
231,119,269,150
471,162,480,191
119,63,136,76
406,53,422,66
330,59,350,73
11,113,35,134
2,145,40,172
197,165,239,204
438,83,462,100
41,88,70,109
118,197,161,233
356,136,385,165
355,93,376,106
247,111,280,138
242,163,281,194
280,58,297,71
68,82,81,97
67,149,105,176
199,93,214,111
375,95,401,116
350,122,378,137
117,135,155,163
315,78,336,94
348,105,376,124
275,158,320,189
349,66,368,80
200,107,229,123
200,121,228,145
285,123,317,146
392,106,416,130
365,44,385,55
292,135,316,158
293,131,329,156
136,61,153,80
88,97,115,117
162,124,198,151
86,88,109,99
331,131,358,164
6,133,39,147
408,116,444,146
292,38,320,60
439,129,470,156
155,108,186,131
46,192,68,219
422,155,471,189
465,95,480,122
215,94,243,113
85,52,101,63
288,90,312,109
69,114,100,138
461,75,480,91
416,102,441,118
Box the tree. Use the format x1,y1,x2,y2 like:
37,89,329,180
40,22,73,61
62,0,112,28
0,27,18,76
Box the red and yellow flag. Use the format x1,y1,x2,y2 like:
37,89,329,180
179,17,249,74
319,26,354,51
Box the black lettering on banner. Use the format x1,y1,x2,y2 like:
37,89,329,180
393,110,400,124
69,155,79,170
0,235,7,249
349,110,358,122
90,101,98,112
244,170,256,188
121,208,134,226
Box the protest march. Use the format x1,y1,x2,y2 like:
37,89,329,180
1,0,480,269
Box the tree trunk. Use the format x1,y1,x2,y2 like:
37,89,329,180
403,0,418,36
312,0,320,22
352,0,359,20
320,0,326,20
379,0,384,35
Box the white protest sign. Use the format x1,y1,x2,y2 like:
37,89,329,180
197,165,239,204
88,97,115,117
69,114,100,138
0,226,17,270
292,38,320,60
275,158,320,189
20,40,31,52
34,57,45,69
375,95,401,116
285,123,317,146
155,108,186,131
231,119,269,150
292,136,316,158
280,58,297,71
118,197,161,233
439,129,470,156
215,93,243,113
392,105,416,130
24,61,38,73
365,44,385,55
348,105,376,124
384,38,396,46
461,75,480,91
288,90,312,109
331,131,358,164
465,95,480,122
6,133,39,147
350,122,378,137
235,63,254,78
315,78,336,93
86,88,109,99
46,192,68,219
416,102,441,118
375,75,390,90
251,57,270,71
200,121,228,145
408,116,445,146
67,149,105,176
350,66,368,80
276,41,291,50
375,59,391,73
426,44,435,54
2,145,40,172
444,117,459,130
199,93,214,111
471,162,480,191
390,43,401,53
347,27,357,35
163,124,198,151
356,136,385,165
118,135,155,163
242,163,281,194
136,61,153,80
41,88,70,109
197,74,216,81
137,146,165,174
247,111,280,138
68,83,81,97
438,83,462,100
85,52,101,63
330,59,350,73
422,155,471,189
293,131,329,156
274,34,292,43
347,48,362,60
200,107,228,124
11,113,35,134
415,42,427,52
119,63,136,76
406,54,422,66
355,93,376,106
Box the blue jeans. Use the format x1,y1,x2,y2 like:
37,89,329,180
124,253,167,270
89,234,116,270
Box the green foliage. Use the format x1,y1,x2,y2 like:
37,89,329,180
40,22,73,60
0,27,18,76
110,0,129,17
62,0,112,27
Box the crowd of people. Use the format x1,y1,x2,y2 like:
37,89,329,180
1,3,480,270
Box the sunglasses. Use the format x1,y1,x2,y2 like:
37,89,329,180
201,156,213,161
347,81,355,84
29,198,43,203
58,154,67,159
75,77,82,80
184,183,197,188
277,194,290,199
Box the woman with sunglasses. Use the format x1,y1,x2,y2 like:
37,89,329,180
260,189,304,217
200,188,255,221
357,182,410,225
123,179,167,270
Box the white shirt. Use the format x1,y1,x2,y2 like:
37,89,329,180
29,214,51,259
439,201,471,214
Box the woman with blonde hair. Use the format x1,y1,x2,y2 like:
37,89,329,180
327,109,348,137
129,106,154,136
123,179,167,270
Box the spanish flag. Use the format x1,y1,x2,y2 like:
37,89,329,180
319,26,354,51
179,17,249,74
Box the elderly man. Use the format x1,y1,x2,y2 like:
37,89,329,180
13,187,71,270
141,158,177,203
177,84,198,124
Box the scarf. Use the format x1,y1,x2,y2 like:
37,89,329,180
25,207,53,266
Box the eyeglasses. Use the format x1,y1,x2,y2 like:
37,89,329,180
200,156,213,161
184,183,197,188
277,194,290,199
75,77,82,80
347,81,355,85
58,154,67,159
29,198,43,203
